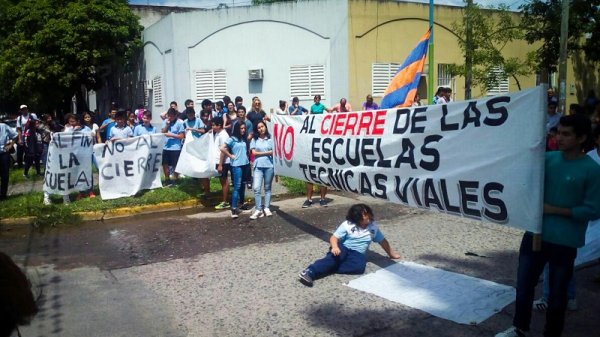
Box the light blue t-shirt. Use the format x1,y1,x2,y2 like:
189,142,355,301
133,124,156,136
333,220,384,254
249,137,273,168
162,119,185,150
225,136,249,167
184,118,205,138
0,123,17,154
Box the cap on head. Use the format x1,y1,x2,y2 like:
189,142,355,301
20,104,27,110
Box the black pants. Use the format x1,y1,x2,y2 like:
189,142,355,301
0,152,11,198
16,143,25,168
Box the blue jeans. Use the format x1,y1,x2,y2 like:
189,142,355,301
542,264,575,300
513,233,577,337
306,244,366,280
230,165,247,209
253,166,274,210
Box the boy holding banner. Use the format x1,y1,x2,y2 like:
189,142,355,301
161,108,185,186
133,110,157,136
496,114,600,337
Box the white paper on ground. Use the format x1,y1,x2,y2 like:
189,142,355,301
346,261,515,325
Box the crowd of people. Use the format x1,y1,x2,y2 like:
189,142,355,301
3,87,600,337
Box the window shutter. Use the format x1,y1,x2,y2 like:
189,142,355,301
290,65,325,100
487,67,509,96
152,76,163,107
372,63,400,97
194,70,227,101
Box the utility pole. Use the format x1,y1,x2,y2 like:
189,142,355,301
428,0,434,105
464,0,473,100
558,0,569,113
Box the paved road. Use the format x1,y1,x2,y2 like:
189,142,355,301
1,193,599,337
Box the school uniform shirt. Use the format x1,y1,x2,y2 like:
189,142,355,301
109,125,133,140
184,118,204,138
225,136,250,167
249,137,273,168
133,124,157,136
213,130,231,165
333,220,385,254
162,119,185,151
0,123,17,154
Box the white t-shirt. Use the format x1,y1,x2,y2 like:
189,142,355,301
16,113,39,130
213,129,231,164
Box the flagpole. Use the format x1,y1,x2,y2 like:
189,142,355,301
428,0,434,105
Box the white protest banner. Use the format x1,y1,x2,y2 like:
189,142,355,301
175,131,218,178
43,131,94,195
93,134,165,200
271,87,546,232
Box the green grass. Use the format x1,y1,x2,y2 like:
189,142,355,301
0,177,224,226
278,176,307,196
9,167,45,184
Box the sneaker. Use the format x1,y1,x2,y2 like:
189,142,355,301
533,297,548,311
89,191,96,198
215,202,229,210
164,179,173,187
43,196,51,205
240,203,252,211
63,196,71,205
250,210,264,220
494,326,529,337
302,200,313,208
567,298,578,311
263,208,273,217
298,269,313,287
231,208,240,219
319,199,328,207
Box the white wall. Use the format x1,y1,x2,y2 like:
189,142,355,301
143,0,349,113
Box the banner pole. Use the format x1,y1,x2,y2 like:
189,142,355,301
428,0,434,105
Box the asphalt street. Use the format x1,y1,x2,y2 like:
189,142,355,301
1,193,599,337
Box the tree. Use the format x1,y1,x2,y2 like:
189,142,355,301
449,1,534,97
0,0,142,113
520,0,600,74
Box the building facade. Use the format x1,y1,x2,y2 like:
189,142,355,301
140,0,595,115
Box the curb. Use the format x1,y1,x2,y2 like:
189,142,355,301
0,199,201,227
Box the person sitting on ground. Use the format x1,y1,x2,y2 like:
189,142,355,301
495,114,600,337
298,203,401,286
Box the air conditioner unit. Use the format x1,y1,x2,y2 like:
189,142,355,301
248,69,264,80
145,80,153,89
